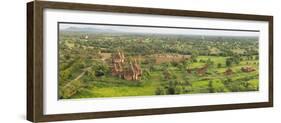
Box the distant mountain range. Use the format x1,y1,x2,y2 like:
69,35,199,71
61,27,119,33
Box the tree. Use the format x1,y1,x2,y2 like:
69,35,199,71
175,86,183,94
60,80,82,99
59,68,72,83
167,80,176,94
183,59,191,71
206,58,214,67
155,87,166,95
212,80,227,92
191,50,199,62
226,58,233,67
94,63,109,77
83,70,95,82
233,55,240,65
217,63,222,68
163,69,172,80
223,78,232,86
226,55,240,67
255,55,259,60
142,69,151,80
184,79,192,86
208,80,215,93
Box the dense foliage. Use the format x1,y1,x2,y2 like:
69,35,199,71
58,31,259,99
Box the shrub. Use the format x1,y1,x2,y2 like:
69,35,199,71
59,80,82,99
175,86,184,94
208,81,215,93
155,87,166,95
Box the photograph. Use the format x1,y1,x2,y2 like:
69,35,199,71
26,1,273,122
58,22,260,99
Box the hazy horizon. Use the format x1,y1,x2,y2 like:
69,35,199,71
59,23,260,37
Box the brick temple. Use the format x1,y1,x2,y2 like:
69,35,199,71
111,51,142,81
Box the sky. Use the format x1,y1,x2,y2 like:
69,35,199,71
59,23,260,37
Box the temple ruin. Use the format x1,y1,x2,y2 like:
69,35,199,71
111,51,142,81
224,68,233,75
241,66,256,72
196,64,208,76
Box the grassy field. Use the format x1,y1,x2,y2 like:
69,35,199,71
69,55,259,99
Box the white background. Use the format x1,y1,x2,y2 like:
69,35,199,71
0,0,280,123
44,9,269,115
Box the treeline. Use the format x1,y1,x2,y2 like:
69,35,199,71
60,32,258,57
155,75,258,95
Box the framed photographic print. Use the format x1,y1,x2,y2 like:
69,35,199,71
27,1,273,122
